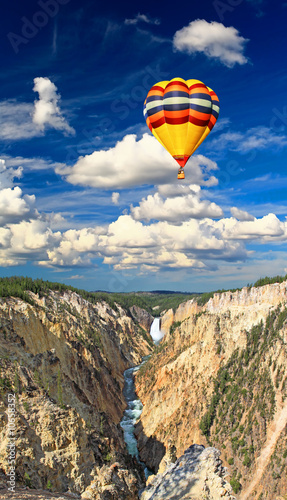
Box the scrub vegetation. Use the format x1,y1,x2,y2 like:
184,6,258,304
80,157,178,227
2,274,287,313
200,306,287,493
196,274,287,306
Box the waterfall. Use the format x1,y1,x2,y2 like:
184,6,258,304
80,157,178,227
150,317,164,343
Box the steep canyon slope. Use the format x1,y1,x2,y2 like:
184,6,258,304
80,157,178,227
135,282,287,499
0,289,153,498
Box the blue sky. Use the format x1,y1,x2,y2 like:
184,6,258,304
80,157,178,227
1,0,287,292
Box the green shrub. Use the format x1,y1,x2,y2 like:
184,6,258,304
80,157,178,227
24,472,32,488
104,452,112,462
243,454,252,467
230,477,241,494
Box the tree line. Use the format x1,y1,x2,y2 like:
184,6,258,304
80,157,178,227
0,276,197,314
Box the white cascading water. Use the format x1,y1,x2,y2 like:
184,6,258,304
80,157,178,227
120,357,152,478
149,317,165,344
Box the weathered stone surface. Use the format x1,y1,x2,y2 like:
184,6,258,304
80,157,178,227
81,461,142,499
129,306,154,333
157,440,177,474
140,445,236,500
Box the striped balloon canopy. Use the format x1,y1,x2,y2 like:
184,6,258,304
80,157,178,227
143,77,220,175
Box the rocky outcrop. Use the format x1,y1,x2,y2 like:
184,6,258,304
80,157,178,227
161,281,287,335
140,445,236,500
0,290,152,496
135,281,287,499
129,306,154,334
81,461,142,499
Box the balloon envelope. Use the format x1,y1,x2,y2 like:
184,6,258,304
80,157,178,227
143,77,220,169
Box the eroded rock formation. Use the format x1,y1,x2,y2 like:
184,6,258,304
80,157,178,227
140,445,236,500
0,290,152,497
135,282,287,499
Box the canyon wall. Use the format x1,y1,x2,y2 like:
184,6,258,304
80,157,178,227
135,282,287,499
1,282,287,499
0,290,153,497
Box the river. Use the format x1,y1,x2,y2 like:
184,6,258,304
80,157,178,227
120,318,164,477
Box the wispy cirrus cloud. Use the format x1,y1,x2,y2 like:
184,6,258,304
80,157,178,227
246,0,266,17
2,155,65,172
124,13,160,26
173,19,249,67
212,117,231,132
209,126,287,153
0,100,40,140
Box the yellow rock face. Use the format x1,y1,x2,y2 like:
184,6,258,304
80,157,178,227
0,290,151,495
135,281,287,498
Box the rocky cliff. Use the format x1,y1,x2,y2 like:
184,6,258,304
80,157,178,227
140,444,236,500
135,282,287,499
0,290,153,497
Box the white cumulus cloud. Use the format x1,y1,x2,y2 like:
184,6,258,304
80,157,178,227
0,160,36,225
130,185,223,222
56,134,219,189
45,227,103,267
2,157,287,276
173,19,249,67
230,207,255,221
218,213,287,241
10,219,60,252
97,214,247,272
0,187,35,225
0,159,23,189
33,77,75,136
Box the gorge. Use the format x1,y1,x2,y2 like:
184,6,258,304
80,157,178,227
120,318,164,477
0,278,286,499
120,357,152,479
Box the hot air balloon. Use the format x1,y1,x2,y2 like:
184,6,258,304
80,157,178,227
143,77,220,179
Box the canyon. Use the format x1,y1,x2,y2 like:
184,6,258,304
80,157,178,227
0,279,286,499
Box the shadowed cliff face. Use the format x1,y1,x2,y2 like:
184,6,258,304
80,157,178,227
0,291,153,496
135,282,287,499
